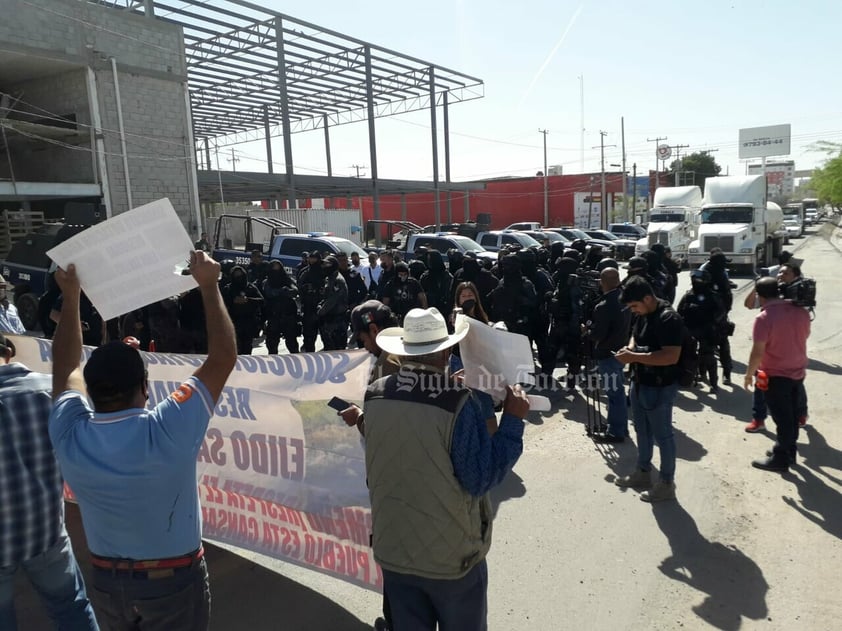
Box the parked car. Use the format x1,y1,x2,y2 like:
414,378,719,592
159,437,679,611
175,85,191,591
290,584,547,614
521,230,571,247
584,230,636,260
783,216,803,239
505,221,543,231
544,227,616,257
476,230,541,252
607,222,647,239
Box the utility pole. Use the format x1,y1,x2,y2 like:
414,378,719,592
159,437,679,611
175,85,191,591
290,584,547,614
647,136,668,201
592,131,616,228
350,164,366,178
539,128,549,226
621,116,627,220
579,75,585,172
632,163,637,220
227,148,240,172
670,143,690,186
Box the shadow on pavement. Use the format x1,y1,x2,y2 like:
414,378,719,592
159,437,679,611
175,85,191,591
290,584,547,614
15,504,371,631
652,502,769,631
780,426,842,541
490,470,527,518
806,357,842,376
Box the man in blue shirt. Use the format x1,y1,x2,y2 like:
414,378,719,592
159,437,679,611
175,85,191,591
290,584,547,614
49,251,237,630
0,275,26,334
0,332,98,630
363,307,529,630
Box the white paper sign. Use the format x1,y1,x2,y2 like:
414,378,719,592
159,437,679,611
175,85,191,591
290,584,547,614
47,199,198,320
456,314,536,398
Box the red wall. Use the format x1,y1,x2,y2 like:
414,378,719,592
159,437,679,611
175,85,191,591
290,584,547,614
324,172,626,229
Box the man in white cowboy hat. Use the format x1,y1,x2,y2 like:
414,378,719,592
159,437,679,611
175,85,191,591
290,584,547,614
363,307,529,631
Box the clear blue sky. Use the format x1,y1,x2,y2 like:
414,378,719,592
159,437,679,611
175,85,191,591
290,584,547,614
228,0,842,183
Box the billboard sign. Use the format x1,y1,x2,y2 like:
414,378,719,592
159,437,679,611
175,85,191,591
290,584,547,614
738,124,791,159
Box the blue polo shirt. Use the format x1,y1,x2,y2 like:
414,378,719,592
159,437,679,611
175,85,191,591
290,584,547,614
48,376,215,559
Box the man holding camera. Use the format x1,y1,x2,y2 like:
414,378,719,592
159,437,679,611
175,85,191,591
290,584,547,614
744,277,811,471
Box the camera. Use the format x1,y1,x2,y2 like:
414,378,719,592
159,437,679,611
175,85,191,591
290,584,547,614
780,277,816,308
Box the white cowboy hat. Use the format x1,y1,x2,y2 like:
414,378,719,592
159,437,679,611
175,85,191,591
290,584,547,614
376,307,469,356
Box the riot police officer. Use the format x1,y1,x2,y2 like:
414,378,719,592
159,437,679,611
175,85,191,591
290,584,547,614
262,260,300,354
545,257,583,386
318,255,350,351
298,251,325,352
677,269,726,393
222,265,263,355
382,262,426,325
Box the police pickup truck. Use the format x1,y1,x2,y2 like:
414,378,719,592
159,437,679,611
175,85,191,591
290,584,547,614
211,214,369,273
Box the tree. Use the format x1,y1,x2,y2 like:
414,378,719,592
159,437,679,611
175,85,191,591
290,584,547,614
809,150,842,208
668,152,722,191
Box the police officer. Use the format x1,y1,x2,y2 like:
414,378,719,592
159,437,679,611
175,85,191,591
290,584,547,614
701,249,734,383
677,269,726,393
221,265,263,354
318,255,350,351
298,251,325,352
382,262,427,325
420,253,454,317
337,251,368,310
545,257,583,387
262,260,300,354
376,250,397,301
247,249,270,285
490,254,539,338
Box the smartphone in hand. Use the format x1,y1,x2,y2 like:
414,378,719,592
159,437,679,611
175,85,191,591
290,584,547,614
327,396,352,412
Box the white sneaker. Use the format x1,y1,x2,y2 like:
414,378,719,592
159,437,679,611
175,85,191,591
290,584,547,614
615,469,652,489
640,480,676,503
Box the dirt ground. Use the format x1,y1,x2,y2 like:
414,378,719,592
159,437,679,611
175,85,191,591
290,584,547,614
15,219,842,630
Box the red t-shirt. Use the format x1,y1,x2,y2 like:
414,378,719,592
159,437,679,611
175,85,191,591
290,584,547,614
753,299,810,379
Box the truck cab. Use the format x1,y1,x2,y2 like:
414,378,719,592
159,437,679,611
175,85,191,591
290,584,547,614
688,176,786,274
635,186,701,265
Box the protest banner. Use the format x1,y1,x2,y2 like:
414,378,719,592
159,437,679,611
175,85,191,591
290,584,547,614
12,335,382,590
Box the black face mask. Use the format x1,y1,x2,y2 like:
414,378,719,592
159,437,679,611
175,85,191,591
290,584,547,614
461,298,477,313
231,274,246,286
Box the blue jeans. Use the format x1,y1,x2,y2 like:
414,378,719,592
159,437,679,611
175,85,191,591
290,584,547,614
383,559,488,631
0,530,98,630
597,356,628,437
630,382,679,482
91,558,210,631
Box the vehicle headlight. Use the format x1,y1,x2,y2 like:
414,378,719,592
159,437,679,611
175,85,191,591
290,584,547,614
689,247,699,254
739,247,753,253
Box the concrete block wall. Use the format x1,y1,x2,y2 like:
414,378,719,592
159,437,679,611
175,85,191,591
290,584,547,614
0,0,198,232
0,69,94,183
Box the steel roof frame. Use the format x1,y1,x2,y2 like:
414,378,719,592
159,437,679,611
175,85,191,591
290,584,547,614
90,0,484,147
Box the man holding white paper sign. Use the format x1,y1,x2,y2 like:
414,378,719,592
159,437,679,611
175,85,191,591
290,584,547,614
363,307,529,630
48,251,237,630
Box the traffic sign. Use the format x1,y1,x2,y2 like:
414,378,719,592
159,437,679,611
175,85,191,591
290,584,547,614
657,144,672,161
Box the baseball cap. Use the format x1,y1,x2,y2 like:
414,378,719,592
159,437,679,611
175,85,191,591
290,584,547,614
351,300,397,334
83,341,147,401
0,332,16,358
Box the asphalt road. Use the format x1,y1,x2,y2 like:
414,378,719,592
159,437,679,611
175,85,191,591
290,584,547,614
16,219,840,630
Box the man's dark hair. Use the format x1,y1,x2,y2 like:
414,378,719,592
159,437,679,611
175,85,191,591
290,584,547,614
620,275,655,303
782,263,802,278
755,276,779,299
83,341,147,411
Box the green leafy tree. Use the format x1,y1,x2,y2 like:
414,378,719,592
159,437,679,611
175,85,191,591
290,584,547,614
808,141,842,208
668,152,722,191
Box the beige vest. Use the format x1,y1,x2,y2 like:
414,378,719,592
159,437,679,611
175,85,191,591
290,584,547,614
364,363,493,579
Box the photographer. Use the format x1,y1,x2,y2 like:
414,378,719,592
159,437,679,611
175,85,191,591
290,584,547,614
744,277,811,471
585,267,632,442
743,260,809,433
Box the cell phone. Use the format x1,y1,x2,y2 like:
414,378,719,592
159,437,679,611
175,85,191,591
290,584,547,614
327,396,352,412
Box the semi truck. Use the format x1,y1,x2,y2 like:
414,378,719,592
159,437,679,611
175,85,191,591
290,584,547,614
634,185,702,265
688,175,786,274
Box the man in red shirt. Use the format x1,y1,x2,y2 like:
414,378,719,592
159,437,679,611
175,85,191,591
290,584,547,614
744,277,811,471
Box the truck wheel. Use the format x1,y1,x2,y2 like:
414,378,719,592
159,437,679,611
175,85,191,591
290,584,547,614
14,292,40,331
